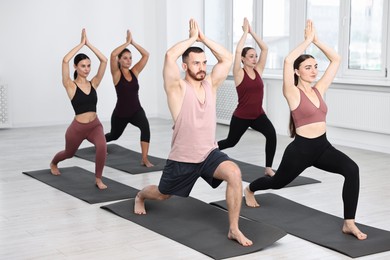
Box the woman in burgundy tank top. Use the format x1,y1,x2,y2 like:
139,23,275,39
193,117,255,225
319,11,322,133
218,17,277,177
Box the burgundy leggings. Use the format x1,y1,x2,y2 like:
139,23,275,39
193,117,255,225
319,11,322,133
51,117,106,178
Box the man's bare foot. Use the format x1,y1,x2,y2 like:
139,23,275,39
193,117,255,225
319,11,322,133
95,178,107,190
50,163,61,175
265,167,275,177
228,229,253,247
141,159,154,168
342,220,367,240
134,194,146,214
244,186,260,207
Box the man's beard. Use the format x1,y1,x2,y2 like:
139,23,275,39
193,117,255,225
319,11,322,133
187,69,206,81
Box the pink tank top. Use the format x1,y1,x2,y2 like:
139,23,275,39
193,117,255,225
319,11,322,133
291,87,327,128
168,80,218,163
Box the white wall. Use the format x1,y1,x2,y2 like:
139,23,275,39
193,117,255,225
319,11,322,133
1,0,389,153
0,0,205,127
0,0,166,127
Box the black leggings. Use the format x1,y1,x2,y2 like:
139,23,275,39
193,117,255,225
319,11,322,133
105,108,151,143
249,133,360,219
218,114,277,167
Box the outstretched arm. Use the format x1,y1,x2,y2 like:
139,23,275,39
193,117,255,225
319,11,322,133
163,19,198,94
283,20,314,99
250,22,268,75
110,30,132,83
233,18,249,86
62,29,86,89
198,22,233,89
130,37,150,77
312,35,340,95
85,31,108,89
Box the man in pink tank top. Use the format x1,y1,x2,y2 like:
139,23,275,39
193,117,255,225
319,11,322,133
134,19,253,247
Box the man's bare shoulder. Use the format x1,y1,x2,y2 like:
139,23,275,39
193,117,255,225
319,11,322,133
165,79,186,95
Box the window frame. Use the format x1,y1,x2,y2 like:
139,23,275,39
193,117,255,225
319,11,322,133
339,0,389,82
203,0,390,85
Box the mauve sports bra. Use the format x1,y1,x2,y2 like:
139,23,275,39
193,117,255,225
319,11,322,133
291,87,327,128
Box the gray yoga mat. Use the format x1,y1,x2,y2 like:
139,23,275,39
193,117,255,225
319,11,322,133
101,196,287,259
230,158,321,186
211,193,390,258
75,144,166,174
22,166,138,204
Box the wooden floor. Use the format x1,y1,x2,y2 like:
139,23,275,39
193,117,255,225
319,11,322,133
1,117,389,259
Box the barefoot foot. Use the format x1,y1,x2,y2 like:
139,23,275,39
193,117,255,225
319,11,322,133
134,194,146,214
228,229,253,247
342,220,367,240
50,163,61,175
95,178,107,190
244,186,260,207
265,167,275,177
141,159,154,168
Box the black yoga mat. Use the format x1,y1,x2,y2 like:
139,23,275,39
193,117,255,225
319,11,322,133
230,158,321,186
22,166,138,204
101,196,286,259
75,144,166,174
211,193,390,258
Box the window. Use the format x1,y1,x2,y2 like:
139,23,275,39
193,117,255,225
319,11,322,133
263,0,290,70
348,0,383,71
204,0,229,66
232,0,253,53
307,0,340,71
204,0,389,83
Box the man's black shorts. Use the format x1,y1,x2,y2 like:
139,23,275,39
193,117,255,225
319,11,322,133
158,149,230,197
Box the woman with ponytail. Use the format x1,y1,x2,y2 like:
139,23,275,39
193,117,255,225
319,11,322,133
217,17,277,177
244,20,367,240
50,29,108,189
104,29,154,167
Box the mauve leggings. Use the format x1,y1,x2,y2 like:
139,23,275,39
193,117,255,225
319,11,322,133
51,117,106,178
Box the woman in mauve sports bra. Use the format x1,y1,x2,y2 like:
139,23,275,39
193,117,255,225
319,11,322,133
50,29,108,190
244,20,367,240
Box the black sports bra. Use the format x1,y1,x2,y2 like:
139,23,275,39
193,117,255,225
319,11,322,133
71,82,97,115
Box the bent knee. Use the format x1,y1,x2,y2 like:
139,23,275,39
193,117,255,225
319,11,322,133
342,161,359,178
158,194,171,201
226,162,242,182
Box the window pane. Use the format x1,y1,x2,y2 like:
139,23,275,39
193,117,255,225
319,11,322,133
307,0,340,71
233,0,253,52
349,0,383,71
263,0,290,70
204,0,228,65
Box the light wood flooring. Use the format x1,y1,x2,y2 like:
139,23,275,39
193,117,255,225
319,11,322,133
1,118,389,259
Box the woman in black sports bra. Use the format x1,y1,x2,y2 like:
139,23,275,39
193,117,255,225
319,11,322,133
50,29,108,190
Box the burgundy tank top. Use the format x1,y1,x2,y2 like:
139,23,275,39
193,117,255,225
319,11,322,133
291,87,327,128
233,69,265,119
